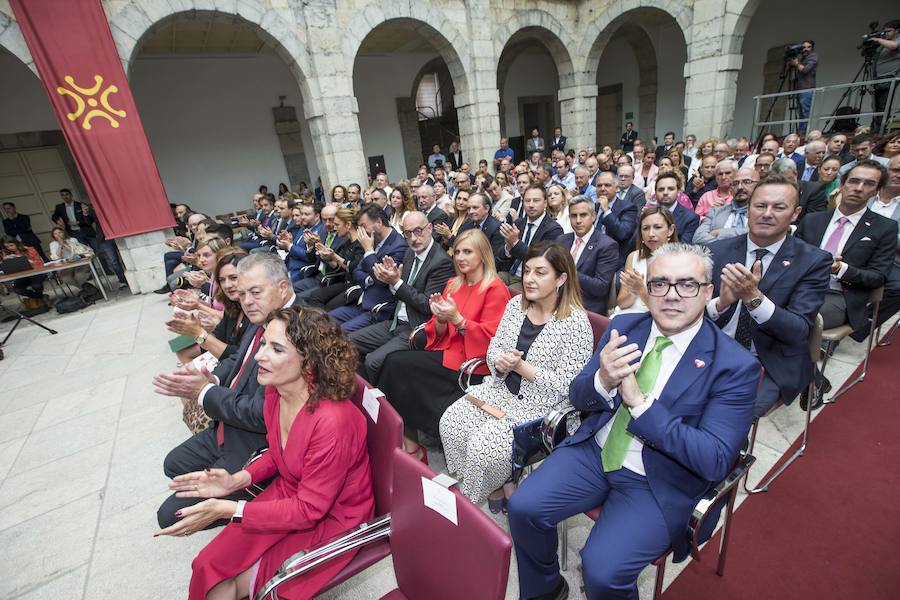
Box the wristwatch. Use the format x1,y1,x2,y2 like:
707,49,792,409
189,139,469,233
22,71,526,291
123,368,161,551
744,294,764,310
195,331,209,345
231,500,246,524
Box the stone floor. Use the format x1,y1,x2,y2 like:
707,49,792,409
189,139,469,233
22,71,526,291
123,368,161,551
0,290,889,600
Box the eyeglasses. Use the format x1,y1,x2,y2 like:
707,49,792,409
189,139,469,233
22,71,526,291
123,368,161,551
845,177,879,187
401,226,429,240
646,278,711,298
734,178,759,186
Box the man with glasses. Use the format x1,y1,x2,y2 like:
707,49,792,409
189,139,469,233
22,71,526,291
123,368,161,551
509,243,759,600
694,167,759,245
350,211,454,381
613,164,647,211
707,174,831,417
796,160,897,404
415,184,450,241
596,171,639,266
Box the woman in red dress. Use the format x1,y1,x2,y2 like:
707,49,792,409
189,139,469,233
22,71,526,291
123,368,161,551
377,228,511,461
156,307,374,600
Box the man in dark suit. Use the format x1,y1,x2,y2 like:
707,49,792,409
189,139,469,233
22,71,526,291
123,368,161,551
771,158,827,221
796,160,897,402
446,141,463,172
549,127,567,152
238,194,277,251
687,155,718,208
613,164,647,210
708,175,832,417
2,201,47,261
498,185,564,288
330,204,408,332
509,243,759,600
866,154,900,330
654,172,701,244
51,188,98,252
620,121,638,152
252,197,293,253
452,192,506,267
415,184,450,242
594,171,639,266
153,253,298,528
556,196,618,314
654,131,676,163
280,203,325,282
350,212,454,380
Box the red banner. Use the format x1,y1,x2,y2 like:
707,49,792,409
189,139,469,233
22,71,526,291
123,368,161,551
10,0,173,239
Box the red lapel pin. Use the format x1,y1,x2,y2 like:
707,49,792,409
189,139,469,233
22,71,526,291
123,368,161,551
695,359,706,368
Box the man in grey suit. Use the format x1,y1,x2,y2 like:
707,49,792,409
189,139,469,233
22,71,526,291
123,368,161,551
416,184,450,242
526,128,545,154
153,253,298,528
611,164,647,210
694,167,759,245
350,212,454,380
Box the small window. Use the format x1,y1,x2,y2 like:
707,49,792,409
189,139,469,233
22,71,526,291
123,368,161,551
416,73,443,120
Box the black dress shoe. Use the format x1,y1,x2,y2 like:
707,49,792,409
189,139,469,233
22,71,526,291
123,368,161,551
800,376,831,411
153,285,170,294
525,577,568,600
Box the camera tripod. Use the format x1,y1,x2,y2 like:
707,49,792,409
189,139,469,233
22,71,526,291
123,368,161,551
0,304,57,346
754,63,801,152
824,48,879,133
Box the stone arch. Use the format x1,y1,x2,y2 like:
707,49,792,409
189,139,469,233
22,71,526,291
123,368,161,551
343,5,472,98
723,0,762,55
613,23,660,142
580,2,691,86
0,10,35,73
493,12,578,89
110,0,314,103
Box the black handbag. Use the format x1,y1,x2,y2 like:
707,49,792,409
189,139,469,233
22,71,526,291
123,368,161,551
511,417,547,483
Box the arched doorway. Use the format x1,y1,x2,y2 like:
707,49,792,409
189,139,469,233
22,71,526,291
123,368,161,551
587,8,687,149
129,11,320,215
352,20,466,182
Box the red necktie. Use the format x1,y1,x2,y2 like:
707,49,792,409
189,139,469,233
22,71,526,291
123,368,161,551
217,327,264,446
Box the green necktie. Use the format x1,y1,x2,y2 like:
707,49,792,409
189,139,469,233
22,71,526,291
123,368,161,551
601,336,672,472
390,257,421,332
318,232,336,276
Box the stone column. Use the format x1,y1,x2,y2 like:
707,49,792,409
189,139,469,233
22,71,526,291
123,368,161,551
682,53,743,139
272,103,311,191
638,81,658,140
396,98,424,177
304,91,368,192
455,87,501,170
559,85,598,152
115,229,170,293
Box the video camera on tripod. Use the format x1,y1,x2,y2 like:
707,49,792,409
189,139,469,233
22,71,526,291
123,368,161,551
859,22,886,57
784,43,805,61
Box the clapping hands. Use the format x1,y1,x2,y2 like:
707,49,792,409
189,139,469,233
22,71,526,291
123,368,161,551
429,293,460,324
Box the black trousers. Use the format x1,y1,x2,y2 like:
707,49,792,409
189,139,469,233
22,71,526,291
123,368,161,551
157,427,253,529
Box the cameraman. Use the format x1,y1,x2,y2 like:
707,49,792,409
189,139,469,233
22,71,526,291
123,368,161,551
870,20,899,131
787,40,818,134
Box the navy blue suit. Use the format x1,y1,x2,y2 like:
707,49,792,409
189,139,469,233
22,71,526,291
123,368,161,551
557,228,619,314
498,214,564,274
708,234,831,413
329,228,408,332
599,196,639,266
508,312,758,599
285,221,324,281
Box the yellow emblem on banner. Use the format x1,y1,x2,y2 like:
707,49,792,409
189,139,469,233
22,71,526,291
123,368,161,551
56,75,127,130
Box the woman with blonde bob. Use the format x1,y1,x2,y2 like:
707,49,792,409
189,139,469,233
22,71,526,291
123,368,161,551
378,229,511,463
440,241,593,508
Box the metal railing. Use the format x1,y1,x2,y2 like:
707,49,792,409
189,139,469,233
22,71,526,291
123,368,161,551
751,77,899,138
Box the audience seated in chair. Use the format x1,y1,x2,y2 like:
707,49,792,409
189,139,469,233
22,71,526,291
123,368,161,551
594,171,639,267
252,197,292,253
707,174,832,418
153,252,299,529
693,167,759,245
507,243,759,600
614,207,679,315
328,204,408,332
238,194,277,252
451,192,507,265
302,207,363,308
865,154,900,331
280,202,325,283
157,307,374,600
48,226,93,290
770,157,828,222
1,236,46,307
497,185,564,290
434,189,470,250
795,159,898,401
695,159,736,220
377,229,511,463
440,241,594,507
554,195,619,314
350,211,454,381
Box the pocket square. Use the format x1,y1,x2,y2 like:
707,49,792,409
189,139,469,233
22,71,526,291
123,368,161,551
860,237,872,242
694,359,706,369
782,260,791,267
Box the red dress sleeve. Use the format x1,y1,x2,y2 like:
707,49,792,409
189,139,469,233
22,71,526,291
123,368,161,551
245,450,277,484
239,408,358,532
460,279,511,363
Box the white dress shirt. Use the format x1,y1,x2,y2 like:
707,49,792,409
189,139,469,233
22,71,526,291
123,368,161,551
65,203,80,230
197,293,297,406
870,196,900,219
390,240,433,325
820,206,866,287
592,317,704,476
705,236,782,354
570,226,595,264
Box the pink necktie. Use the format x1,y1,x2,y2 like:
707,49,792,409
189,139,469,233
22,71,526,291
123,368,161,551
823,217,850,256
572,237,583,258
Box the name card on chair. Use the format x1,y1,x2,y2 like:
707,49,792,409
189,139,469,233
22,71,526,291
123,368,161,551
422,476,458,525
362,387,382,423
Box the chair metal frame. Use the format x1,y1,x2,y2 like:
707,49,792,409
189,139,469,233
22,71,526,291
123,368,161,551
742,314,823,494
544,407,755,599
876,317,899,347
821,286,882,405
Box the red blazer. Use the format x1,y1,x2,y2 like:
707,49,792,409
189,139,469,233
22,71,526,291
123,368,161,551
189,387,374,600
425,276,511,374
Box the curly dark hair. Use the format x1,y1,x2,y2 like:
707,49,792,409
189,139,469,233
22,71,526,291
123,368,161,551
265,306,358,412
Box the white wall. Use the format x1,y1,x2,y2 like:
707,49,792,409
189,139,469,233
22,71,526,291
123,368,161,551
353,53,439,183
652,23,687,138
596,36,641,131
732,0,898,137
130,53,318,216
502,48,558,139
0,54,58,133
